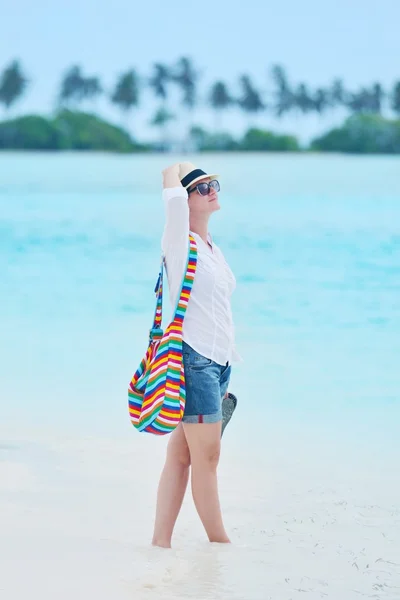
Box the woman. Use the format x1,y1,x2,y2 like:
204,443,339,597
152,162,240,548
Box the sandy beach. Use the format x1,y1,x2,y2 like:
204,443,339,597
1,418,399,600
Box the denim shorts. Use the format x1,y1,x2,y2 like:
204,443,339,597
182,342,231,424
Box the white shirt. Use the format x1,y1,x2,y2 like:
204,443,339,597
161,186,240,366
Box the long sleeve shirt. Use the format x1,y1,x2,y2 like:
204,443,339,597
161,186,240,366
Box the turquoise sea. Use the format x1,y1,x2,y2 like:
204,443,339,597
1,152,399,438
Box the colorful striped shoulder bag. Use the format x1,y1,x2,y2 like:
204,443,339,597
128,235,198,435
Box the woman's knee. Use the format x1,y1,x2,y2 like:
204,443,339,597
206,441,221,467
193,440,221,469
169,446,191,469
183,422,222,469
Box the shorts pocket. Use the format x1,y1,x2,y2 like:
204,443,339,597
183,343,213,370
190,354,212,370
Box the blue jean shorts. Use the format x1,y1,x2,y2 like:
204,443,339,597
182,342,232,424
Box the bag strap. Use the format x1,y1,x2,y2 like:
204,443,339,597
149,257,164,341
149,234,197,341
173,234,197,323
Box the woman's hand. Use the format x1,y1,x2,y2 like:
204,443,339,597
162,163,182,189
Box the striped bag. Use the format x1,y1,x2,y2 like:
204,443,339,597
128,235,198,435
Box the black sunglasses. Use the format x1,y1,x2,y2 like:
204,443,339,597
188,179,220,196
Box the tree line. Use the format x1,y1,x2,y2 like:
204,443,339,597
1,57,400,153
1,58,400,135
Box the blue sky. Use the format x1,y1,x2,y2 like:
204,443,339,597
1,0,399,142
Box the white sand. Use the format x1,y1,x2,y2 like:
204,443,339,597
0,423,399,600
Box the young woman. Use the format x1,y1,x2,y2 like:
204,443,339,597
152,162,240,548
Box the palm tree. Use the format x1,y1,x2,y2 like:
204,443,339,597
392,81,400,117
0,60,28,113
150,107,175,151
270,64,293,117
346,85,384,115
149,63,170,104
294,83,314,115
110,69,140,129
313,88,330,116
330,78,347,107
237,75,264,128
209,81,232,131
173,56,198,110
83,76,102,107
369,83,384,114
346,89,362,113
173,56,199,146
59,66,102,110
149,63,173,145
347,87,377,114
59,65,86,106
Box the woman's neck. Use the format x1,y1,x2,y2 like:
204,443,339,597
189,216,210,246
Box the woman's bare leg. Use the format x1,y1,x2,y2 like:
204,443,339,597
152,424,191,548
183,421,230,543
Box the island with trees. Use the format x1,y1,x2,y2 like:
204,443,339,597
0,59,399,154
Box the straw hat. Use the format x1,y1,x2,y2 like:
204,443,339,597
179,162,219,190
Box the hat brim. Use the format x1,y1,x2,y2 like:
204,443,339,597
185,173,219,189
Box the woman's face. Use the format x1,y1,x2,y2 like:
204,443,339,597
187,177,220,215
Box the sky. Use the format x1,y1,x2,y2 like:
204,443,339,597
1,0,399,142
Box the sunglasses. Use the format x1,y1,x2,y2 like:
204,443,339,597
188,179,220,196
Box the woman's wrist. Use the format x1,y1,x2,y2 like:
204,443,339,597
162,164,182,189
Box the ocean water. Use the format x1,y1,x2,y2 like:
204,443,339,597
1,152,399,434
1,152,400,599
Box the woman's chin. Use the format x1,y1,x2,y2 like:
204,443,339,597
209,201,221,212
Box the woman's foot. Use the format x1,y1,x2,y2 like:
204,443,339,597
151,538,171,549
